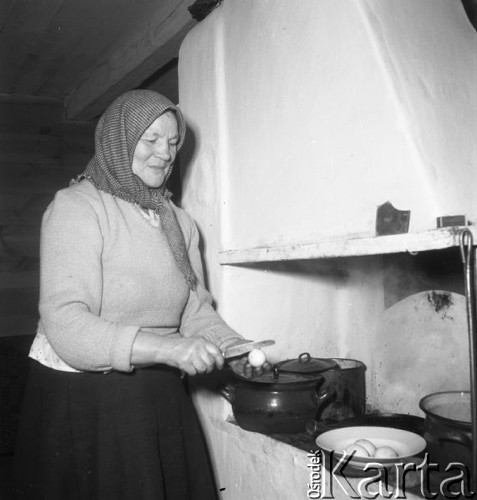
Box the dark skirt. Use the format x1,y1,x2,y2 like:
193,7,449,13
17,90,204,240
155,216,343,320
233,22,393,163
12,360,219,500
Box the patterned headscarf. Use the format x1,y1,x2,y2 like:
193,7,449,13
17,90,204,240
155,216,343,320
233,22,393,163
73,89,197,290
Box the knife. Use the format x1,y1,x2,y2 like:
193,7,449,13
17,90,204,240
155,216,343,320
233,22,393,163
223,340,275,359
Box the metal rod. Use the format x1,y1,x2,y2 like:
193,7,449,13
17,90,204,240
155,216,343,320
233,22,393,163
459,228,477,494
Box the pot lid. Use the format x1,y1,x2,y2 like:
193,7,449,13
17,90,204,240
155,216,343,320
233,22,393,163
234,364,323,384
278,352,338,374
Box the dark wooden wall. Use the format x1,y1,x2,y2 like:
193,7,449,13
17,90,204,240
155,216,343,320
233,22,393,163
0,95,95,338
0,95,95,454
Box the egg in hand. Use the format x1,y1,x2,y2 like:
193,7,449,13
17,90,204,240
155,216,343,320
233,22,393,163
247,348,267,367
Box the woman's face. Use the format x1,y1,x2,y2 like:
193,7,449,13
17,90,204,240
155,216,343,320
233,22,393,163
132,111,179,188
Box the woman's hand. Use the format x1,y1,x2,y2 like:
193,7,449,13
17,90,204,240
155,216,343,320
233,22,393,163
162,336,225,375
132,331,224,375
132,332,273,377
223,338,273,378
228,356,273,379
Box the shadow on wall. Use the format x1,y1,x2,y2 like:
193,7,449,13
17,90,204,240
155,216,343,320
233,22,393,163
462,0,477,30
383,248,464,309
174,121,217,293
174,119,197,206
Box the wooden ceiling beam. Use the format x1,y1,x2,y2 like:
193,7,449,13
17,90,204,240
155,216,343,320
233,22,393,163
65,1,195,121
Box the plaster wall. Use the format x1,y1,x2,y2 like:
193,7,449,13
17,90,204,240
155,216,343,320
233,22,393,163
178,1,474,498
183,0,477,251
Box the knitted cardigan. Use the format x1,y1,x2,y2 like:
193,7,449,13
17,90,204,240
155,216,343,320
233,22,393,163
30,180,241,373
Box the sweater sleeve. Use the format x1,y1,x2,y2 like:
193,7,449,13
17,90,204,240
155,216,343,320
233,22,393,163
177,210,244,350
38,187,140,372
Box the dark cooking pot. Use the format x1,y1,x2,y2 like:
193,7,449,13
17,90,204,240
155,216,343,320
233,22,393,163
220,353,366,434
282,354,366,422
419,391,472,469
220,360,335,434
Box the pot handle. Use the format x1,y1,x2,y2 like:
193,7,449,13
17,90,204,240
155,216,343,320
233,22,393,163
218,383,235,404
313,385,335,409
298,352,312,364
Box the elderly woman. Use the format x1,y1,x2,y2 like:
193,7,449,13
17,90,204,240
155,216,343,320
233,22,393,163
13,90,268,500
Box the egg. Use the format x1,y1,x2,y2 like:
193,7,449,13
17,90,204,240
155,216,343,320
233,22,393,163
374,446,399,459
354,439,377,457
247,348,266,367
344,443,370,458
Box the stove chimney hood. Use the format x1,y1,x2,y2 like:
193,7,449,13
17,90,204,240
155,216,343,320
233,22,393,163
179,0,477,255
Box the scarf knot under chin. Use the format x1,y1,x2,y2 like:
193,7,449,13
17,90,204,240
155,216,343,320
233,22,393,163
73,90,197,290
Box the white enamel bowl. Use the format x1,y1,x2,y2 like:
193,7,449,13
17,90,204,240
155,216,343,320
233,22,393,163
316,426,427,468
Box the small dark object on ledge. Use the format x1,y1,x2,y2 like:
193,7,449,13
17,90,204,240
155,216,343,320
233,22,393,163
436,215,468,228
188,0,222,21
376,201,411,236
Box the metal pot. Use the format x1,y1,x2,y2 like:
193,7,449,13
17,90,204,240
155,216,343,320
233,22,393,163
280,354,366,422
220,353,366,434
220,362,335,434
419,391,472,469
